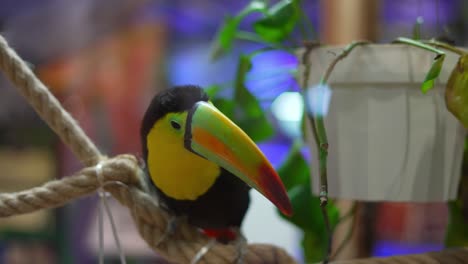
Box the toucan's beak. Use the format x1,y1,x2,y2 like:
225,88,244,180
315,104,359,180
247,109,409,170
184,102,293,216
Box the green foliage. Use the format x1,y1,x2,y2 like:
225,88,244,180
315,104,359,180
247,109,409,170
419,40,468,127
212,97,236,119
446,54,468,128
394,37,446,93
253,0,300,43
209,1,468,260
210,0,305,60
421,53,445,93
233,56,274,142
211,16,243,60
209,0,339,261
445,200,468,247
277,142,339,263
207,60,275,143
204,85,223,98
206,85,236,119
211,1,266,60
209,0,305,143
211,0,307,140
445,137,468,246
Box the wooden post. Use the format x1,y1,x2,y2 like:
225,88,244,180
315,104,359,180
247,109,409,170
320,0,378,44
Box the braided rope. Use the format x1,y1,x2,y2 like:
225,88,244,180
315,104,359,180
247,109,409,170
0,154,295,263
0,35,296,263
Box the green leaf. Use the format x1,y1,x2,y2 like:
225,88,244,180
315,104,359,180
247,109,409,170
277,141,309,190
446,54,468,128
276,142,340,261
286,186,339,261
445,200,468,247
277,142,339,228
211,98,235,119
253,0,300,43
445,136,468,246
210,1,267,60
211,16,241,60
393,38,446,93
421,53,445,93
205,85,223,98
302,230,326,263
285,185,316,229
233,55,274,142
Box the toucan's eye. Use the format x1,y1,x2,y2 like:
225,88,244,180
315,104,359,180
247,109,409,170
170,120,181,130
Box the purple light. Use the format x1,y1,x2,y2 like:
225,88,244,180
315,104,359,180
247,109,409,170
382,0,457,26
373,241,444,257
245,50,299,109
257,141,291,168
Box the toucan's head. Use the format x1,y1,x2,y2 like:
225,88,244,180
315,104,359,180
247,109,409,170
141,85,292,216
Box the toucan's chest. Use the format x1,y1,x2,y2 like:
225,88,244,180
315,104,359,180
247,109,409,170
146,122,221,200
152,168,251,229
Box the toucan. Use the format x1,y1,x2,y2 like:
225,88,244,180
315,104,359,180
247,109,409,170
140,85,292,242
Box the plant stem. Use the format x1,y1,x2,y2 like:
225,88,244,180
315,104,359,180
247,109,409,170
317,41,369,204
321,205,332,264
301,42,321,165
335,201,357,224
301,41,369,263
320,41,371,84
301,42,328,263
315,115,328,206
421,40,466,55
331,202,357,259
393,37,444,56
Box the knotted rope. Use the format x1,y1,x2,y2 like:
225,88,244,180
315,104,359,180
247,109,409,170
0,35,296,264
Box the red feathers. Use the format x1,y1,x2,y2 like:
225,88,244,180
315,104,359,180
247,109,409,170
202,228,237,242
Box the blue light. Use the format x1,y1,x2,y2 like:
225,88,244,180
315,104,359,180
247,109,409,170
305,84,332,117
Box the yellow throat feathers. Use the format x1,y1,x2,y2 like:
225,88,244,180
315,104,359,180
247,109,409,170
146,112,220,200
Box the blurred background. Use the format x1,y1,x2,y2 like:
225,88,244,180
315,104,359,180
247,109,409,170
0,0,466,263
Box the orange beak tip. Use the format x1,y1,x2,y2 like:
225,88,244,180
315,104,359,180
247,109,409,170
258,163,293,217
279,196,293,217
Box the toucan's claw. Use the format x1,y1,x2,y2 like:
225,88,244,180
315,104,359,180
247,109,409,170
191,239,216,264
